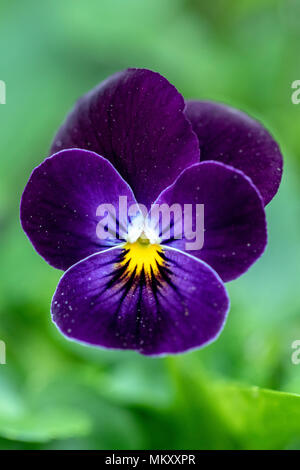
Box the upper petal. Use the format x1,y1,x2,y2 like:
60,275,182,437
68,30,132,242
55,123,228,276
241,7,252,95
151,161,267,282
51,245,229,356
20,148,140,270
50,68,200,208
185,100,283,205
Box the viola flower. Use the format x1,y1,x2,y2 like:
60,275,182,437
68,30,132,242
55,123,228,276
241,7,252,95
20,68,282,355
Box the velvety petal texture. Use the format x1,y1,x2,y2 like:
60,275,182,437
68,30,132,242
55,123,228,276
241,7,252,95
185,100,283,205
50,68,200,207
152,161,267,282
20,68,283,356
51,246,229,355
21,149,140,270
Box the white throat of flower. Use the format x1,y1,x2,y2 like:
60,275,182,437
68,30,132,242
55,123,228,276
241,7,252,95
126,213,161,245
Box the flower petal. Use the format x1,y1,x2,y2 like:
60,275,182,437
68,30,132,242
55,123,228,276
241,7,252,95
185,100,283,205
50,68,200,207
51,245,229,356
20,149,140,270
152,161,267,282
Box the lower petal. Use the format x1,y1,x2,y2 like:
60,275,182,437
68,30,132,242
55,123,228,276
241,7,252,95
51,245,229,356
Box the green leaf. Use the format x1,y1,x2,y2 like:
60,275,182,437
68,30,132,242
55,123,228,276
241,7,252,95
0,408,91,443
0,372,91,442
167,358,300,449
215,383,300,450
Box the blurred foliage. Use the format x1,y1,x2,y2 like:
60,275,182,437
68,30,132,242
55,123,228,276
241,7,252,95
0,0,300,450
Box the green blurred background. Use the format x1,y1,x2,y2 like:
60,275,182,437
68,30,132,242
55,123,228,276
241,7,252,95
0,0,300,450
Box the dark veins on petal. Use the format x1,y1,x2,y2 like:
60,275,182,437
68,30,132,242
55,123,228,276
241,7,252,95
52,246,229,355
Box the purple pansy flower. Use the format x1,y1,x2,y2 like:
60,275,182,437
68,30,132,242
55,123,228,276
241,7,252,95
20,68,282,356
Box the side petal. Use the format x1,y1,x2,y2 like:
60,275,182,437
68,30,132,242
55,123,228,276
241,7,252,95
50,68,200,208
185,100,283,205
20,149,140,270
51,245,229,356
152,161,267,282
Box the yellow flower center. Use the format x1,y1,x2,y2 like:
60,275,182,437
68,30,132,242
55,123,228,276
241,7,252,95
121,233,163,281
